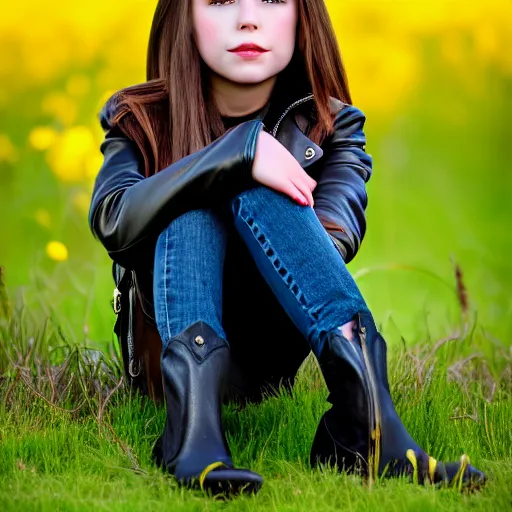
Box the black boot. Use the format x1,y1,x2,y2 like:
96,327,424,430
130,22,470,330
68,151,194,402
310,311,486,490
151,320,263,496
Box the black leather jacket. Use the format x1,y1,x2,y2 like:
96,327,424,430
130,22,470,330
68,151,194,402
88,93,372,272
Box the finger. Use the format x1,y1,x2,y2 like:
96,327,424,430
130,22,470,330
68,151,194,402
282,182,309,205
308,189,315,208
293,179,315,207
293,168,316,191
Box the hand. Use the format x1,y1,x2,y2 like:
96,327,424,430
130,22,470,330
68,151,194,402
252,130,317,207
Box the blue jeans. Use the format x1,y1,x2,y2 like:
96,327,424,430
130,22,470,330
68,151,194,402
153,185,371,359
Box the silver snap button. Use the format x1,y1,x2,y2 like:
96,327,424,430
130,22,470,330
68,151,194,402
194,335,204,346
304,147,316,160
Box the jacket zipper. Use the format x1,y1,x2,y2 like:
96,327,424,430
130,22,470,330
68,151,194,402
271,93,315,137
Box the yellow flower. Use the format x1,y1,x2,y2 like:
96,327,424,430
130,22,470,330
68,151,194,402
41,92,77,127
0,133,18,163
28,127,58,151
46,241,68,261
46,126,96,183
85,152,104,180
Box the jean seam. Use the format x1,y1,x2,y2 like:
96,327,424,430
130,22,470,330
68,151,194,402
237,200,320,326
163,226,172,342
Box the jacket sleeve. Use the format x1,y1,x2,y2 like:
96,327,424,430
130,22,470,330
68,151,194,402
88,112,264,270
312,104,372,263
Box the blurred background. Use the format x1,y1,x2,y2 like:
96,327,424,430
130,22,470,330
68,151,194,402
0,0,510,352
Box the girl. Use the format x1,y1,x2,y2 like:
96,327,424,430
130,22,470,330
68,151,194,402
89,0,485,497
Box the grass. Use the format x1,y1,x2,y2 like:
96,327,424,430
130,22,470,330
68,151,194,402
1,275,511,511
0,33,510,510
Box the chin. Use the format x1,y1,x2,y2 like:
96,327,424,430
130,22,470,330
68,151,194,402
221,68,285,86
228,75,275,86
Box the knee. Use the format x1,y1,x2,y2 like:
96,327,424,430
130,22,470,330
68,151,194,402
158,208,218,239
156,208,230,257
172,208,217,225
230,185,283,217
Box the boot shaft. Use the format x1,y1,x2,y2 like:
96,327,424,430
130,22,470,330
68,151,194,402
158,321,234,477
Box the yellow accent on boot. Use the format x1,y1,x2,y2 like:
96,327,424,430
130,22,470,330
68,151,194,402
199,461,226,490
359,324,382,484
454,454,470,491
406,449,419,485
428,456,438,483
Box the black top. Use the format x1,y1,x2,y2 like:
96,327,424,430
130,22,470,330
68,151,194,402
219,73,311,132
221,104,268,130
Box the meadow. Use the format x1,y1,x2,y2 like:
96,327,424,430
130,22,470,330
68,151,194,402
0,1,510,509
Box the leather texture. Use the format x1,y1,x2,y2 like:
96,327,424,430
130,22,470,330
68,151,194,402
88,93,372,271
310,312,487,488
152,320,263,495
89,118,264,270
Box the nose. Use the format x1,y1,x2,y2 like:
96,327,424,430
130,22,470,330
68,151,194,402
237,0,259,31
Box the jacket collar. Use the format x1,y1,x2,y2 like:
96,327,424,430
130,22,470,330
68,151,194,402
269,90,348,170
269,93,315,137
267,90,319,170
276,110,323,169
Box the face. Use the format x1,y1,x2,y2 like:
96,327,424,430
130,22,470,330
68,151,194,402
192,0,298,85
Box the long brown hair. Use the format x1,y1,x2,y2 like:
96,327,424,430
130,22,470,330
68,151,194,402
104,0,352,178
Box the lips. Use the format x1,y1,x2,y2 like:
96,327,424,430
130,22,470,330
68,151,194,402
228,44,268,52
